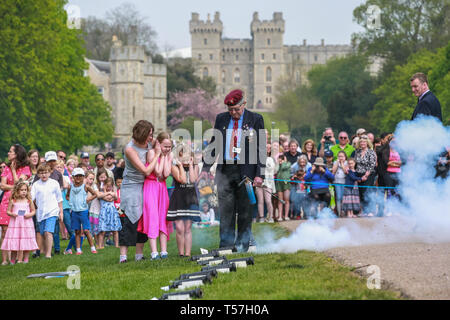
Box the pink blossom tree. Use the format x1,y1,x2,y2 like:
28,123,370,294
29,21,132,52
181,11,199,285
168,88,223,129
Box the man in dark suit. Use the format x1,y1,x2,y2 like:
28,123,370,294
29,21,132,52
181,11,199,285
202,89,265,252
410,72,442,122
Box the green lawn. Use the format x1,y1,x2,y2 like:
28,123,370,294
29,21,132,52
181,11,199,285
0,224,400,300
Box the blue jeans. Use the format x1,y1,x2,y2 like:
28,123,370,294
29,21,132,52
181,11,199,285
62,208,73,239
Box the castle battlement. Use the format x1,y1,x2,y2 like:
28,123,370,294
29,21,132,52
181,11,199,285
190,12,223,33
143,63,167,76
251,12,285,34
110,45,146,62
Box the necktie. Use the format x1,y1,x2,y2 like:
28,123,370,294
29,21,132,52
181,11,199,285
230,119,239,159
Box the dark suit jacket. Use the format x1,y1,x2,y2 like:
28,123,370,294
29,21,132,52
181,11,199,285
411,91,442,122
203,109,266,181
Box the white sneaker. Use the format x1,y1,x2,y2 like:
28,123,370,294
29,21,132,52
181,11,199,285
266,218,274,223
258,218,265,223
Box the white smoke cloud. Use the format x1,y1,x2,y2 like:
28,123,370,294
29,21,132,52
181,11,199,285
257,116,450,253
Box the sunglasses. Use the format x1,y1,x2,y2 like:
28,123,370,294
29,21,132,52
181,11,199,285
96,158,105,161
339,137,348,139
0,166,6,169
59,156,66,160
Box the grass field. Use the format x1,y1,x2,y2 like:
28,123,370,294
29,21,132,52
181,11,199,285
0,224,401,300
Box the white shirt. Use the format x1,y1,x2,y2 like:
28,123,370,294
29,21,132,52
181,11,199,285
31,179,63,222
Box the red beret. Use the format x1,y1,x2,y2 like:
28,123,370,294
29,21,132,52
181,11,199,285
224,89,244,106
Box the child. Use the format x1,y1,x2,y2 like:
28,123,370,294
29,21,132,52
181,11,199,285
167,147,200,257
1,180,38,264
275,154,291,221
332,151,348,217
97,177,122,248
342,158,362,218
64,171,96,254
290,170,307,220
138,132,173,260
66,167,98,255
31,164,63,259
87,171,101,244
56,160,72,241
196,202,218,228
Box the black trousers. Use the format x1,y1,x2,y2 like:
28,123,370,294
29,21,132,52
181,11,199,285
216,164,253,251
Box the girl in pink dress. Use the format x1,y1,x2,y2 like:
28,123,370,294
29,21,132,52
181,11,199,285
138,132,173,260
0,144,31,265
1,180,38,264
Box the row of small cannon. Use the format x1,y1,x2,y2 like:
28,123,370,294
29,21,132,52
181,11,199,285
156,246,255,300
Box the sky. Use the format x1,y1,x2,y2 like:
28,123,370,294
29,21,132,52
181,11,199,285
67,0,366,52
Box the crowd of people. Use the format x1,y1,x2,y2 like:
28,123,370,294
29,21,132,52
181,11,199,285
254,128,407,223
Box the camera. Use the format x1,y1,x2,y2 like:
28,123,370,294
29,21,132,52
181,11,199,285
324,136,332,141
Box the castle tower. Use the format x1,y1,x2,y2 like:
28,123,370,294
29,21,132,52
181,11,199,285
109,38,145,148
190,12,223,90
143,58,167,134
251,12,285,110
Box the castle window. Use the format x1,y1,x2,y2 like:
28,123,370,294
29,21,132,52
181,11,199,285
210,54,213,60
266,67,272,82
132,106,135,118
198,53,202,60
222,70,226,83
222,55,225,61
273,53,276,60
266,86,272,94
236,55,239,61
234,68,240,83
296,71,300,82
204,38,207,45
97,86,104,96
267,38,271,45
203,67,209,78
314,54,318,62
261,53,265,60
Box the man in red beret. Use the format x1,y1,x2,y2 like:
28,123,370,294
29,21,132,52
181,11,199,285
202,89,265,252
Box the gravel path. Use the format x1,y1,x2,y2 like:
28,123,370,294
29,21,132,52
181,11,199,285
278,217,450,300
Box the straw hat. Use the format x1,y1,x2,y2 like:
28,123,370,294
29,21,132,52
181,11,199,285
313,157,326,167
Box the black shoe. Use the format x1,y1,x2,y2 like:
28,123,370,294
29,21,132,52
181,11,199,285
32,252,40,259
54,250,60,255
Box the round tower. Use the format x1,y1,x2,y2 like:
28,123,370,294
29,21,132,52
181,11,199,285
109,37,145,148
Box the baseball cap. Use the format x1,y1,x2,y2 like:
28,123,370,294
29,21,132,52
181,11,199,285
80,152,89,159
72,167,85,176
45,151,58,162
324,150,334,157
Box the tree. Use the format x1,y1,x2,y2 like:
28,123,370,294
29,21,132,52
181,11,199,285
352,0,450,77
167,58,216,96
370,42,450,132
307,54,379,134
167,88,222,129
80,2,158,61
273,86,328,142
0,0,113,155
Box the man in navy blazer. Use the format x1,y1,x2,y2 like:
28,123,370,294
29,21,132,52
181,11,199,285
202,89,265,252
410,72,442,122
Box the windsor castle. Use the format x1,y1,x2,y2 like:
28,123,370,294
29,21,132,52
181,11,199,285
190,12,354,111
